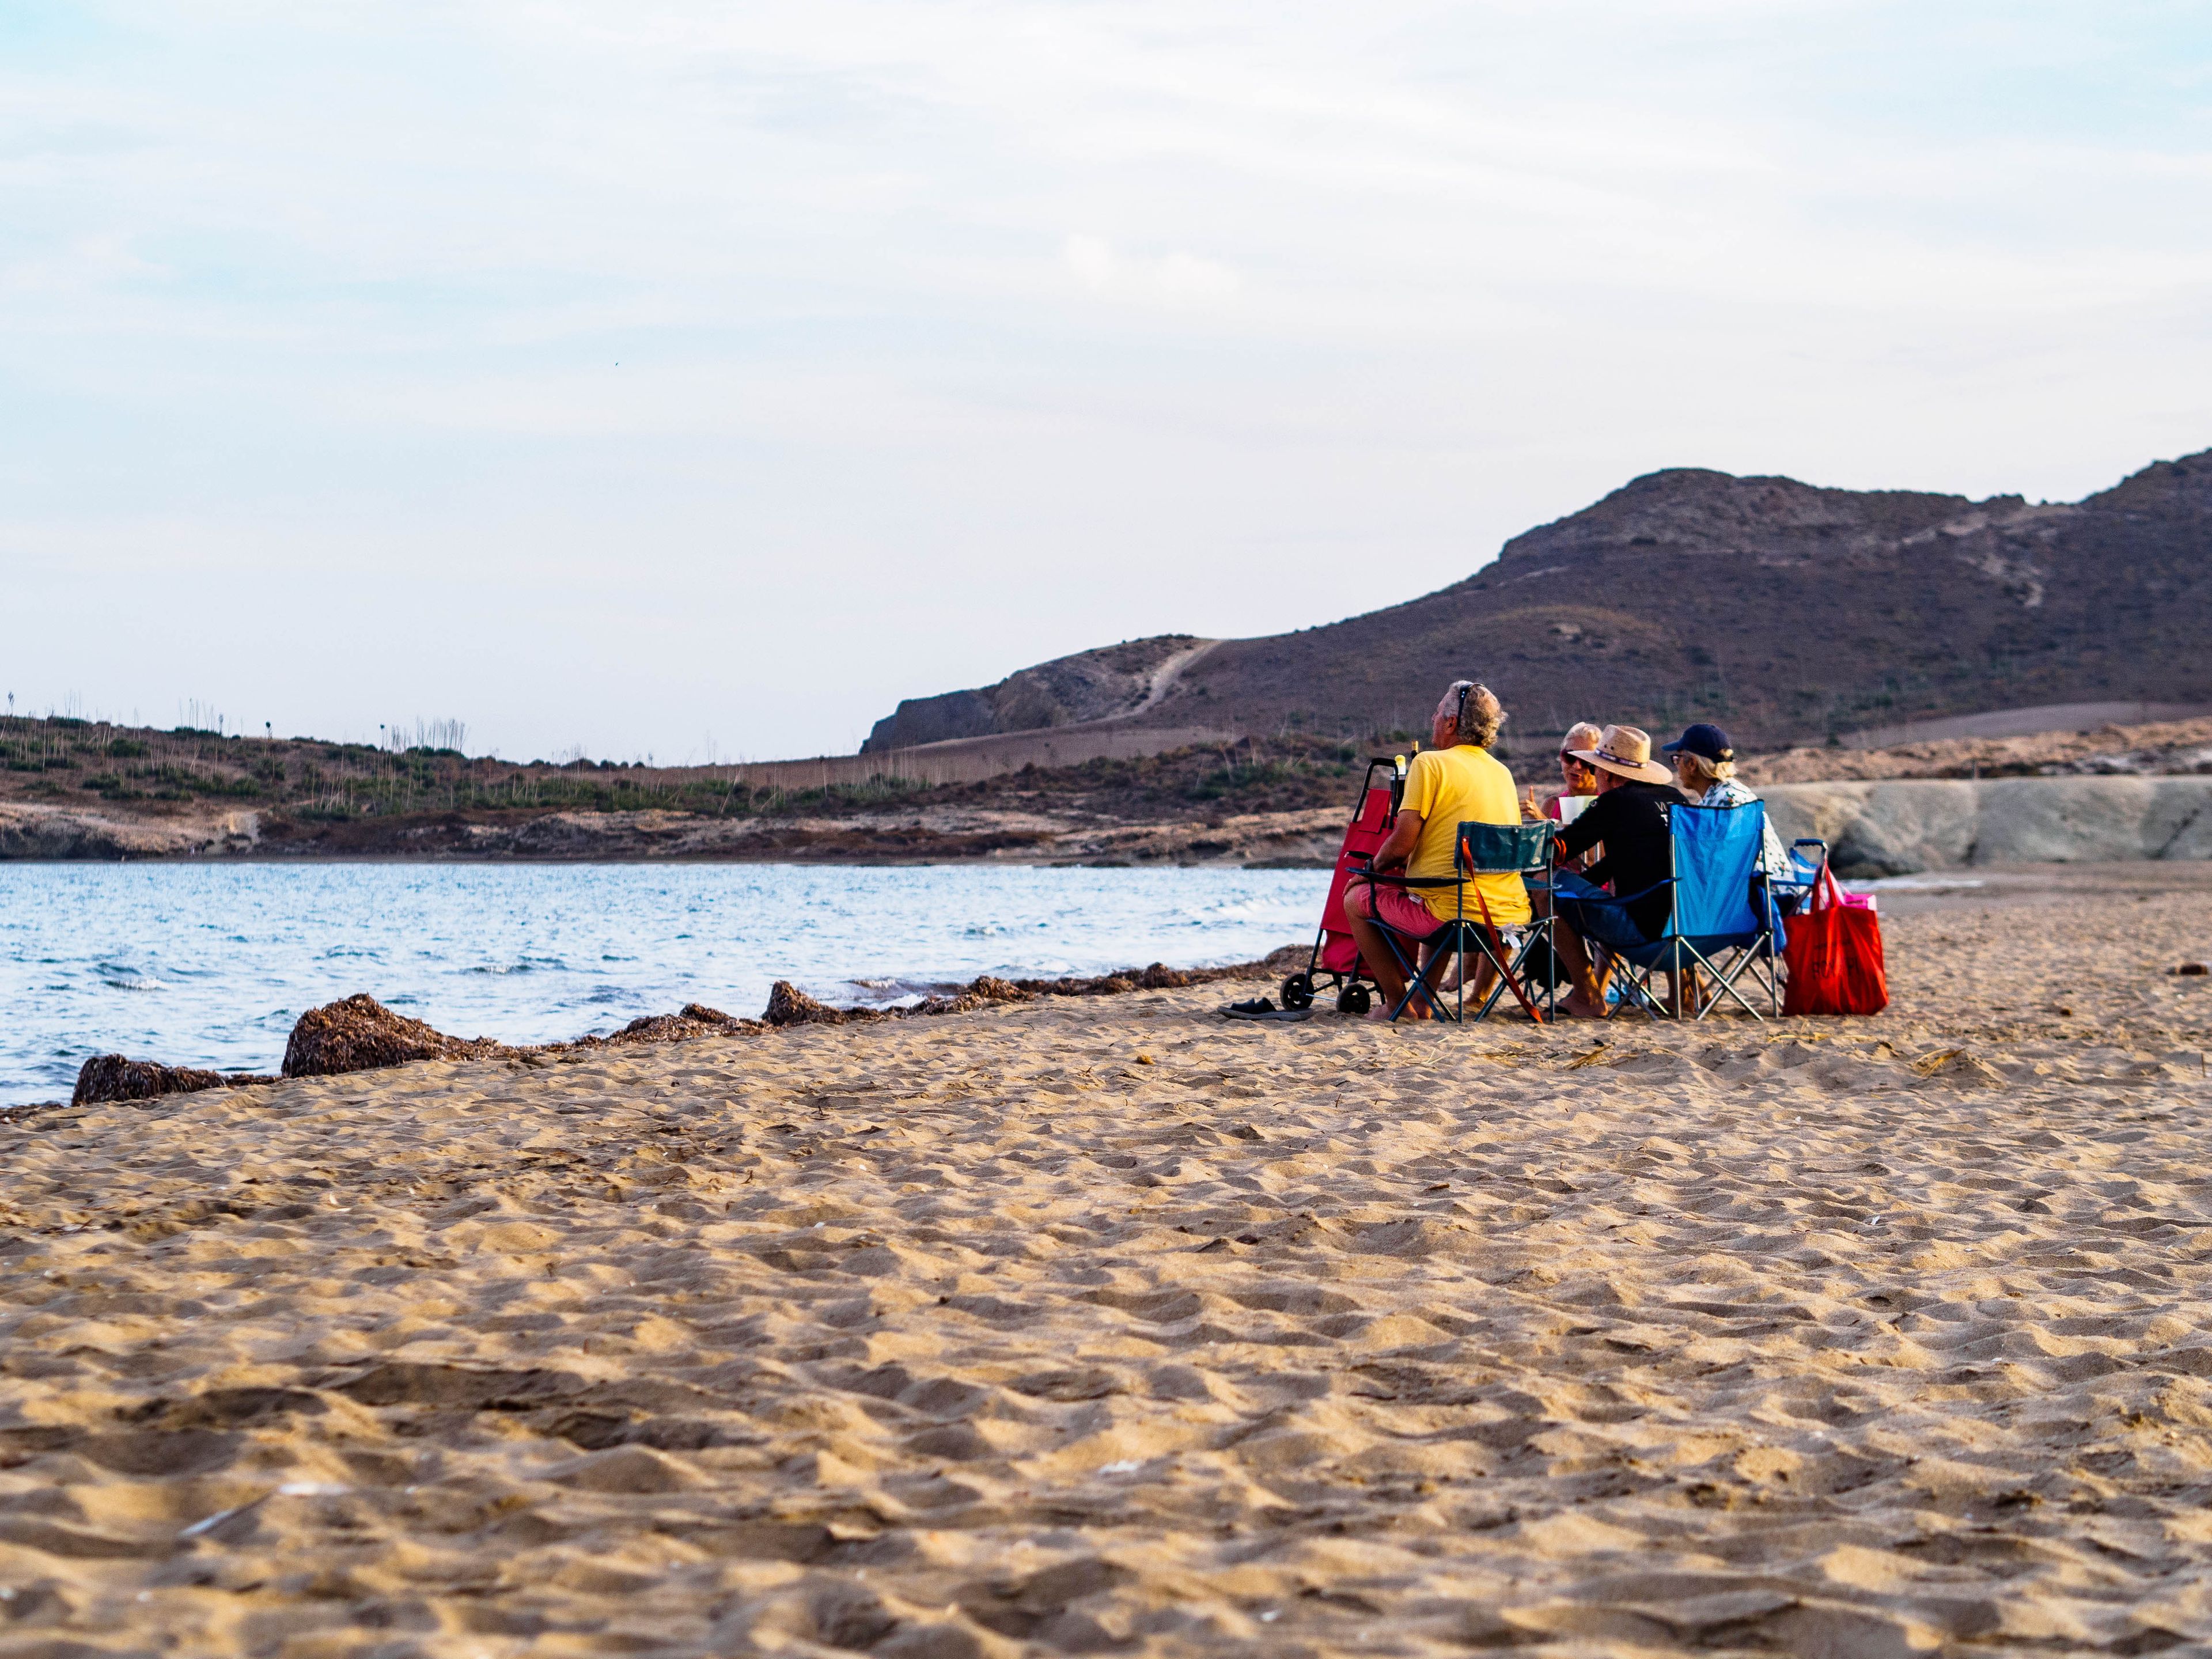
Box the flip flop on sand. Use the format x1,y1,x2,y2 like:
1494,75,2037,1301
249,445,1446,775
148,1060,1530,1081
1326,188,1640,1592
1221,997,1312,1022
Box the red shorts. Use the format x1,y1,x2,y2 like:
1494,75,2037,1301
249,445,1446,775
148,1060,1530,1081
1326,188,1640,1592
1344,877,1447,940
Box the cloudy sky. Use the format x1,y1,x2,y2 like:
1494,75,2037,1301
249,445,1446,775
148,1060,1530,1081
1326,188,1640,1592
5,2,2209,760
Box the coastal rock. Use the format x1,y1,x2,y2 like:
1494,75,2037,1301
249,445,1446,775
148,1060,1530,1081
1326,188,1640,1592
1010,960,1271,998
0,804,260,861
1762,778,2212,875
282,994,507,1078
72,1055,275,1107
605,1004,763,1044
763,982,874,1027
903,976,1038,1017
762,976,1040,1025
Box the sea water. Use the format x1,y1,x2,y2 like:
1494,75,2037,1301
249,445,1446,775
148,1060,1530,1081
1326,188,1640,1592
0,863,1330,1104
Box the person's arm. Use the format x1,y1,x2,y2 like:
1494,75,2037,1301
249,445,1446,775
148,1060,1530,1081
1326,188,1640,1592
1369,808,1425,871
1554,788,1614,862
1371,753,1442,873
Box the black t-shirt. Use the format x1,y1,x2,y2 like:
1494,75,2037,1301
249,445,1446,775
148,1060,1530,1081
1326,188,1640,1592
1555,781,1685,937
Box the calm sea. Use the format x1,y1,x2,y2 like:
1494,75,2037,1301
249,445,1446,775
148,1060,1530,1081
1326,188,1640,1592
0,863,1328,1105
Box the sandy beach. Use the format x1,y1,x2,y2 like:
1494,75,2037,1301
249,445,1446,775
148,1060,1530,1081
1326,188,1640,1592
6,865,2212,1657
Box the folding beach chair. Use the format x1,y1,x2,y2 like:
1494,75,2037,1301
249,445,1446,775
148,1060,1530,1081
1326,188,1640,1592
1601,802,1785,1021
1456,821,1558,1024
1355,820,1555,1024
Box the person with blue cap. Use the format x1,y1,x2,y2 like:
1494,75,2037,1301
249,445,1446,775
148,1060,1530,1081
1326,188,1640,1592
1664,724,1789,881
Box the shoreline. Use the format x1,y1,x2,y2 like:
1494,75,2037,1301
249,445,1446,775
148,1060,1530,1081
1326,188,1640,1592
3,945,1319,1117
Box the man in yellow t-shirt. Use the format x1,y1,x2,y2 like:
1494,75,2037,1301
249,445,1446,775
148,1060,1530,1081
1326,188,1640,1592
1342,680,1531,1019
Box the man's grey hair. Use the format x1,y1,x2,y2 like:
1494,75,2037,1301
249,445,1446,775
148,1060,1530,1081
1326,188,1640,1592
1437,680,1505,747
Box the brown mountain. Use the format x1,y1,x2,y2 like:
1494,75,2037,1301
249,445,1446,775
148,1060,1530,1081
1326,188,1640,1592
863,450,2212,751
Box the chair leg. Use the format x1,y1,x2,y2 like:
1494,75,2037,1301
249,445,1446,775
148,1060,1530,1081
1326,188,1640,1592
1687,942,1768,1022
1378,929,1423,1022
1396,946,1455,1023
1378,926,1457,1022
1466,938,1518,1023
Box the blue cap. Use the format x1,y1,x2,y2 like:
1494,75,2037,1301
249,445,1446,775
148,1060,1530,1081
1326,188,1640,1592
1664,722,1733,762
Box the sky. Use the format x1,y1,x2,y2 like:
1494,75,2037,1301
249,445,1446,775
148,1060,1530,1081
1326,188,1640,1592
4,1,2210,762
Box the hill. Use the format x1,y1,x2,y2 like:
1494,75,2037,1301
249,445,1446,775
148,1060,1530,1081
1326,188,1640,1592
862,450,2212,749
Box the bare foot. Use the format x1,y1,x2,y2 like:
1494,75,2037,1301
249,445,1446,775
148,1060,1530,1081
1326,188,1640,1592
1560,988,1611,1020
1364,1001,1429,1024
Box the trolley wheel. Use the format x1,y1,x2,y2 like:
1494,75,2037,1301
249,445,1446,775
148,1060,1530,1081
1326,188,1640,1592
1279,973,1316,1011
1336,982,1372,1016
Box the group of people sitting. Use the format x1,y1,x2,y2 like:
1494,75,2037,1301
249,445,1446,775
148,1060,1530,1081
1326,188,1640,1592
1340,680,1788,1020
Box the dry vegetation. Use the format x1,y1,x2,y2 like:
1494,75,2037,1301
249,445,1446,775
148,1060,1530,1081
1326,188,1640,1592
0,718,1388,834
0,717,881,823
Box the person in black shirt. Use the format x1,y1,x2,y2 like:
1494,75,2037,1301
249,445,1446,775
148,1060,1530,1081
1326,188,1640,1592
1543,725,1687,1018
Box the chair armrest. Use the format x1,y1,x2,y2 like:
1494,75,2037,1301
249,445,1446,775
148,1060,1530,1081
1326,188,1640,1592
1583,876,1676,907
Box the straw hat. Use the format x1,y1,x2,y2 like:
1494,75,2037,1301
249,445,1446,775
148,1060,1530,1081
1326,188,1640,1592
1568,724,1675,785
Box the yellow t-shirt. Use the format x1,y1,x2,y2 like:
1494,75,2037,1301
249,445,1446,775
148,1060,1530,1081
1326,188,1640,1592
1401,745,1532,925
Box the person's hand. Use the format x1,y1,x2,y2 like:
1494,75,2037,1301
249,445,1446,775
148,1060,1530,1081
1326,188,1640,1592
1518,786,1541,822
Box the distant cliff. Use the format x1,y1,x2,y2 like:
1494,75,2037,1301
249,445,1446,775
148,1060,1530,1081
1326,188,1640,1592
861,636,1213,752
860,450,2212,749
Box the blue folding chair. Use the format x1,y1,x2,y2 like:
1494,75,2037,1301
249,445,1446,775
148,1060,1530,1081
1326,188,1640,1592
1356,820,1554,1024
1601,802,1785,1021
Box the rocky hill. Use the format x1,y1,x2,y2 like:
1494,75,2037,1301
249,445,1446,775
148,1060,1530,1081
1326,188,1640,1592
865,450,2212,748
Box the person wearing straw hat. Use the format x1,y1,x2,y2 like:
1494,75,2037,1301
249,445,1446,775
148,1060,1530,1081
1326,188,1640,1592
1539,724,1688,1019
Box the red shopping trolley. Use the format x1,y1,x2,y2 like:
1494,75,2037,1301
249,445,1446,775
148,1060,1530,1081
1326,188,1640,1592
1278,755,1408,1016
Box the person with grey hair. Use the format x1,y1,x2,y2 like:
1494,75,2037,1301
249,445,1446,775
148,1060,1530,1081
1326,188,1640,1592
1340,680,1528,1019
1664,723,1789,881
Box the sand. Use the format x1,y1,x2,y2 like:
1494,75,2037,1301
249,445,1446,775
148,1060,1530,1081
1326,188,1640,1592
6,865,2212,1658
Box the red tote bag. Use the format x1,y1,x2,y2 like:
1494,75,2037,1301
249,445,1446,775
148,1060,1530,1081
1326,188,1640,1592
1782,868,1889,1016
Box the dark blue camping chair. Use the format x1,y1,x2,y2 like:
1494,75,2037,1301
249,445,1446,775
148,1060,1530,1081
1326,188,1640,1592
1356,821,1555,1024
1599,802,1785,1021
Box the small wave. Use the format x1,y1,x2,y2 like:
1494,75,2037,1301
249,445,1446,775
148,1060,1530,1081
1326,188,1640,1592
465,956,570,976
103,975,167,993
845,977,963,1004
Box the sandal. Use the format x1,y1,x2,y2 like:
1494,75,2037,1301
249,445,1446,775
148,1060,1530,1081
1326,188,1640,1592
1222,998,1312,1022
